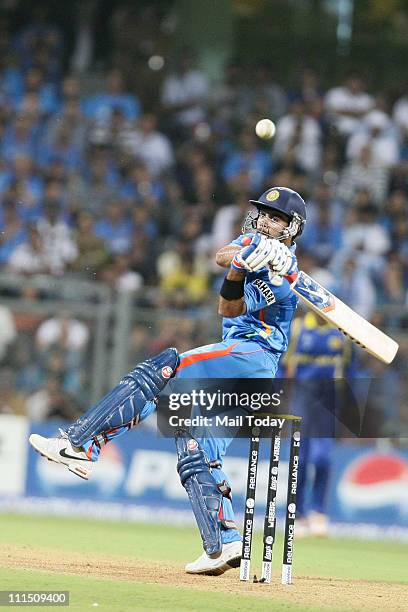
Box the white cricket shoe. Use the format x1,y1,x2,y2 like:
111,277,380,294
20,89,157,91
295,517,310,538
185,540,242,575
308,511,329,537
29,429,93,480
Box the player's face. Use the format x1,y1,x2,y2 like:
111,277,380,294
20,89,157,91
256,209,292,244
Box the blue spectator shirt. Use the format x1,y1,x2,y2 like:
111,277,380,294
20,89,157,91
93,217,133,255
222,150,272,191
83,94,140,122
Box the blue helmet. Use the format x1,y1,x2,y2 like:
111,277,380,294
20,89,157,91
244,187,307,241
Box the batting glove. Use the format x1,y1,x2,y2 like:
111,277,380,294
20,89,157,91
268,242,297,276
231,234,263,272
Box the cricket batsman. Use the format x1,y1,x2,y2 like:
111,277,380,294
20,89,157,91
29,187,306,575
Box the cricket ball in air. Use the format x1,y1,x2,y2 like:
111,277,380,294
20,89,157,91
255,118,276,139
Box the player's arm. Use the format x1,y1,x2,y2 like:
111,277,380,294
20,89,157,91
216,240,247,317
218,267,247,317
215,244,241,268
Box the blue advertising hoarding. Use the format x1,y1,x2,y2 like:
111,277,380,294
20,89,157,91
19,419,408,531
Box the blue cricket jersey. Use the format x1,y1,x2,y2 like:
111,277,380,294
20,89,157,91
282,312,354,378
222,234,298,355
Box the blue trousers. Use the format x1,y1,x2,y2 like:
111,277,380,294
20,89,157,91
83,339,280,544
297,437,334,517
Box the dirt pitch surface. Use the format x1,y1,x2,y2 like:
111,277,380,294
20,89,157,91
1,544,407,611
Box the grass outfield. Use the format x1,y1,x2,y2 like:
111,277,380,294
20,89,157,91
0,514,407,611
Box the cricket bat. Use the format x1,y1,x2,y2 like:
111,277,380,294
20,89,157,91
290,271,399,364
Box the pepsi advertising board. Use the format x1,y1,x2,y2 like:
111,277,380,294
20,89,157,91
1,417,407,533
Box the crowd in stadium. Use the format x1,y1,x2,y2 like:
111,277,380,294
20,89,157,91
0,6,407,422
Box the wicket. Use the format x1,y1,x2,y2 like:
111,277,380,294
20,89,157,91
239,429,260,582
240,418,301,585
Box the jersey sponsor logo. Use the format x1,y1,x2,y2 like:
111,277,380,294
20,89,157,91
252,279,276,305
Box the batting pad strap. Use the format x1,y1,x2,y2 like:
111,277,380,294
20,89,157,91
217,480,232,501
175,429,223,557
218,497,237,530
94,433,108,447
67,347,179,447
